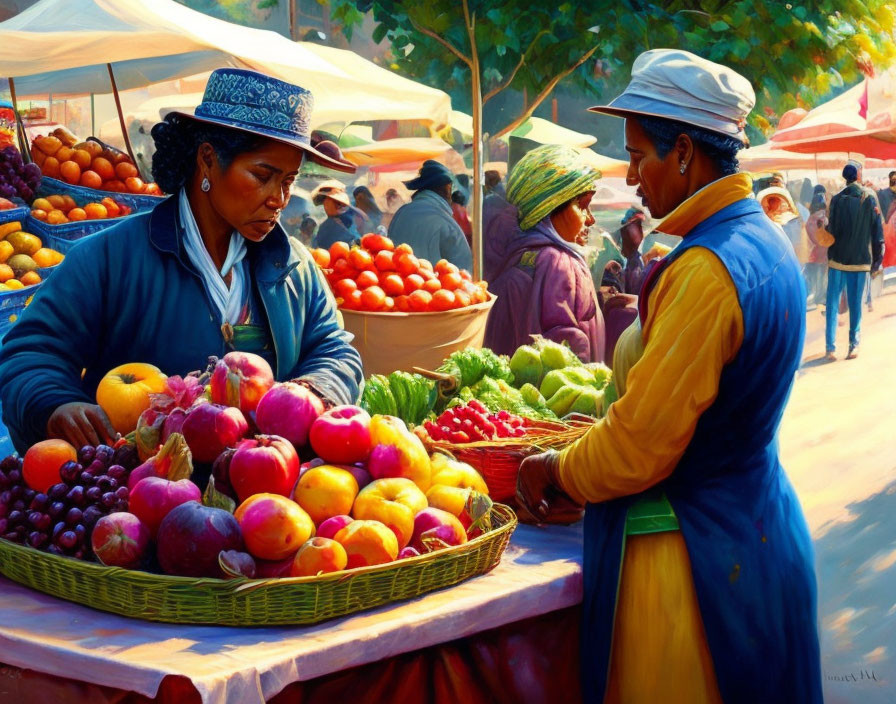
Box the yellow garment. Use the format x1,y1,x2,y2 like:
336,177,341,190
556,174,750,703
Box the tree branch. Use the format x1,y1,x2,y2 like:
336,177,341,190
482,29,550,104
492,45,599,139
408,15,472,68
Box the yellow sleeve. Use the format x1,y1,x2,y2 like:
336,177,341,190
557,247,744,505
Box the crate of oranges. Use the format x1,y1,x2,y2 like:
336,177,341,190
26,191,136,254
310,234,495,375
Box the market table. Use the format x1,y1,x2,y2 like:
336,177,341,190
0,523,584,703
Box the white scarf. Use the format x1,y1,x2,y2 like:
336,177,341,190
178,189,248,325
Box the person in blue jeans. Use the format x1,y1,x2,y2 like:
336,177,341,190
824,163,884,361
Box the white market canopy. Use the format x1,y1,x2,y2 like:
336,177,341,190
450,111,597,149
0,0,451,127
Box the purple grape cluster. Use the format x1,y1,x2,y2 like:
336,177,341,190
0,444,134,561
0,146,40,203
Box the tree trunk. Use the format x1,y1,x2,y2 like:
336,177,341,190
463,0,484,281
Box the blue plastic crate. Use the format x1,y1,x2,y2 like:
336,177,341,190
37,175,165,213
0,282,40,340
27,213,126,254
0,205,29,226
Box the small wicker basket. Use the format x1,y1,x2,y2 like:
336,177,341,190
0,503,517,626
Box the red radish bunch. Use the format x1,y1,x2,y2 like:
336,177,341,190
422,401,526,443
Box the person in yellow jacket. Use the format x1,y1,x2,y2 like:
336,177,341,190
517,49,822,704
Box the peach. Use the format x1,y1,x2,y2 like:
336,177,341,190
234,493,314,561
426,484,474,528
351,477,427,548
317,514,353,539
293,465,359,525
333,519,398,568
428,453,489,495
290,537,348,576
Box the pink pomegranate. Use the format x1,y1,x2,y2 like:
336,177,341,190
181,402,249,464
255,382,324,448
128,477,202,538
209,352,275,414
156,502,244,578
410,508,468,553
91,512,151,569
229,435,300,502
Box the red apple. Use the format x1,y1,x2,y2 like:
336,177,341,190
210,352,275,414
409,507,468,553
255,382,324,448
91,512,151,569
181,402,249,464
229,435,300,502
128,477,202,538
309,405,372,464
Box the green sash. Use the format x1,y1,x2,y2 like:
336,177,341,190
624,488,679,535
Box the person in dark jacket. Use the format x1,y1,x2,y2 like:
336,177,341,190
352,185,383,232
824,163,885,360
876,170,896,222
0,68,363,451
483,144,605,362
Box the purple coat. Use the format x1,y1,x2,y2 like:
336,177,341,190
484,221,605,362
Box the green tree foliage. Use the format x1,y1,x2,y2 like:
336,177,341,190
329,0,896,138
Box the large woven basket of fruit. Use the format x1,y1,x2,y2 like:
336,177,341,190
311,234,495,376
0,355,517,625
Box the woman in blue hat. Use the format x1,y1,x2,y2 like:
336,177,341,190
517,50,822,703
0,69,364,451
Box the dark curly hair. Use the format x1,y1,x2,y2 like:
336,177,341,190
150,114,267,194
635,115,743,176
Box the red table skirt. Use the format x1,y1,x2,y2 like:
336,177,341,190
0,606,583,704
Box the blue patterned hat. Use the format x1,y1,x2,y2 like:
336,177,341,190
168,68,355,173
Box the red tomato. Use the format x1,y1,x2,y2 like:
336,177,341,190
394,243,413,258
408,289,432,312
374,250,396,271
332,259,357,280
454,290,471,308
356,270,379,289
360,286,386,310
333,278,358,298
311,248,330,268
459,269,472,281
423,278,442,293
395,295,411,312
439,272,463,291
349,247,374,271
329,241,351,262
396,254,420,277
361,233,394,253
382,273,405,296
418,258,434,272
383,296,395,311
435,259,458,276
403,273,425,294
429,289,456,311
342,289,363,310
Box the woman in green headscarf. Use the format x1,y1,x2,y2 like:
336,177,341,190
483,144,605,362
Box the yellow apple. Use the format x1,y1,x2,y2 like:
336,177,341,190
351,477,427,548
95,362,167,434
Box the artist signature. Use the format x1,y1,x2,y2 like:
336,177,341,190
826,669,881,684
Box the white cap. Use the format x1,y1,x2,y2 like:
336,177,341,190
589,49,755,143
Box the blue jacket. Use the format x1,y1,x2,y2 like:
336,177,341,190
312,215,359,251
0,196,363,452
388,190,473,270
582,198,822,703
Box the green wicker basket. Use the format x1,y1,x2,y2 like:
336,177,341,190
0,503,517,626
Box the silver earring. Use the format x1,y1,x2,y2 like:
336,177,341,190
201,177,210,192
679,162,687,174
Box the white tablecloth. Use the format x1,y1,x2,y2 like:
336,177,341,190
0,524,584,703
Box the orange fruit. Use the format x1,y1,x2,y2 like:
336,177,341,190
30,209,48,222
311,248,330,268
382,273,404,296
90,157,115,182
439,272,463,291
70,149,92,170
360,285,386,311
100,197,120,218
394,243,413,258
348,247,374,271
331,258,357,280
460,269,472,281
23,439,77,493
55,146,73,163
329,241,351,261
373,250,395,271
31,150,46,167
80,170,103,190
61,195,77,212
394,295,411,312
114,161,138,180
31,248,57,268
59,160,81,185
383,296,395,311
0,242,12,264
75,141,103,158
355,270,379,289
408,289,432,312
0,263,13,283
19,271,41,286
144,183,163,196
403,273,424,294
435,259,458,275
360,233,394,253
32,197,53,212
41,157,60,178
454,290,472,308
396,254,420,277
35,136,61,156
430,289,456,311
3,279,23,290
418,258,434,272
46,209,68,225
422,278,442,293
333,278,357,298
83,203,108,220
103,180,125,193
95,362,168,435
67,207,87,221
125,177,146,194
46,195,66,210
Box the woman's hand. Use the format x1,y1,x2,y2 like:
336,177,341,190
47,402,119,448
516,450,584,525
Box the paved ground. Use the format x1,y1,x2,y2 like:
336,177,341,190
780,288,896,703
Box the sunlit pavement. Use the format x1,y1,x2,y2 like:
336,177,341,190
780,287,896,702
